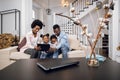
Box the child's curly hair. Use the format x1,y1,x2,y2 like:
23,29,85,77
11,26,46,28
50,34,57,40
40,33,49,38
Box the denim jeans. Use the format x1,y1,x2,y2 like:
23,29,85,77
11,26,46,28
40,51,53,59
40,51,47,59
53,46,69,59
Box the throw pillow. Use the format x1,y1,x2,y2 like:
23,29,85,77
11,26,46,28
17,37,26,51
68,35,81,50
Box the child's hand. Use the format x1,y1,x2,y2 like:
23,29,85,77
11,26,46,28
48,48,57,52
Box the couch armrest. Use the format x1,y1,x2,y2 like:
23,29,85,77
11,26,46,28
0,47,17,70
9,46,18,55
10,52,30,60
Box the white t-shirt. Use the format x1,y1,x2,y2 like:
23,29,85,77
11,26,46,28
20,31,42,52
50,42,58,48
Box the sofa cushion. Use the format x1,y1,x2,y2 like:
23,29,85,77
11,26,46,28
68,50,86,57
59,50,86,58
9,52,30,60
68,35,81,50
17,37,26,51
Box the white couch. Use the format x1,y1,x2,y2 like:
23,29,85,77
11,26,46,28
0,35,90,69
0,47,17,70
9,35,89,59
59,35,89,58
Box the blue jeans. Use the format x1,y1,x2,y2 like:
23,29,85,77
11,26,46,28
40,51,47,59
40,51,53,59
53,46,69,59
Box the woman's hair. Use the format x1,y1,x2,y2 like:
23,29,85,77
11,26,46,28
31,19,44,29
40,33,49,38
50,34,57,40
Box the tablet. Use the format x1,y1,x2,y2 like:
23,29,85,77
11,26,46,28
37,44,50,51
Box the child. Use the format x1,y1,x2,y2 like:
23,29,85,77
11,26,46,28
40,33,50,59
49,35,59,58
40,33,49,44
50,34,58,48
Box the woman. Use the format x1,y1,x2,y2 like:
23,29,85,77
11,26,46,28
20,19,43,58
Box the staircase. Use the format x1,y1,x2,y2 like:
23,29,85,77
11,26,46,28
70,0,98,19
54,0,110,57
102,34,109,57
55,0,98,35
55,0,99,44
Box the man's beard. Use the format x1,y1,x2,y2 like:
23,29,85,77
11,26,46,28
56,32,60,36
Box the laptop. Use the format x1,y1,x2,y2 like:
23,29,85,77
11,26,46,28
37,59,80,71
37,44,50,51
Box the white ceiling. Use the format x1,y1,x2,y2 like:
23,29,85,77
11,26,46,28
33,0,74,13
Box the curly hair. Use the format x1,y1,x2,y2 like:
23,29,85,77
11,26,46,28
31,19,44,29
50,34,57,40
40,33,49,38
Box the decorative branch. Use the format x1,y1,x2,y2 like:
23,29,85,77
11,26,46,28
56,14,91,41
56,13,75,22
56,1,112,65
56,13,95,57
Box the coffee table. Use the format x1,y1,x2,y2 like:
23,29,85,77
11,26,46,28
0,58,120,80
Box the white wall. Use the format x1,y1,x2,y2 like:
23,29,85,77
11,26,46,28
0,0,21,34
21,0,32,36
0,16,1,33
45,15,54,35
32,2,42,20
81,8,105,36
0,0,32,37
2,14,16,34
32,1,48,35
80,8,106,47
118,0,120,42
0,0,21,10
109,0,119,60
0,4,1,33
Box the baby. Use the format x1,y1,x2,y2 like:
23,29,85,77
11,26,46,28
50,34,58,48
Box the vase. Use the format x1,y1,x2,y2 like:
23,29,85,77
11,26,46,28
87,58,99,67
87,51,99,67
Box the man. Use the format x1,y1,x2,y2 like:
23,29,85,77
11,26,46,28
52,24,70,59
